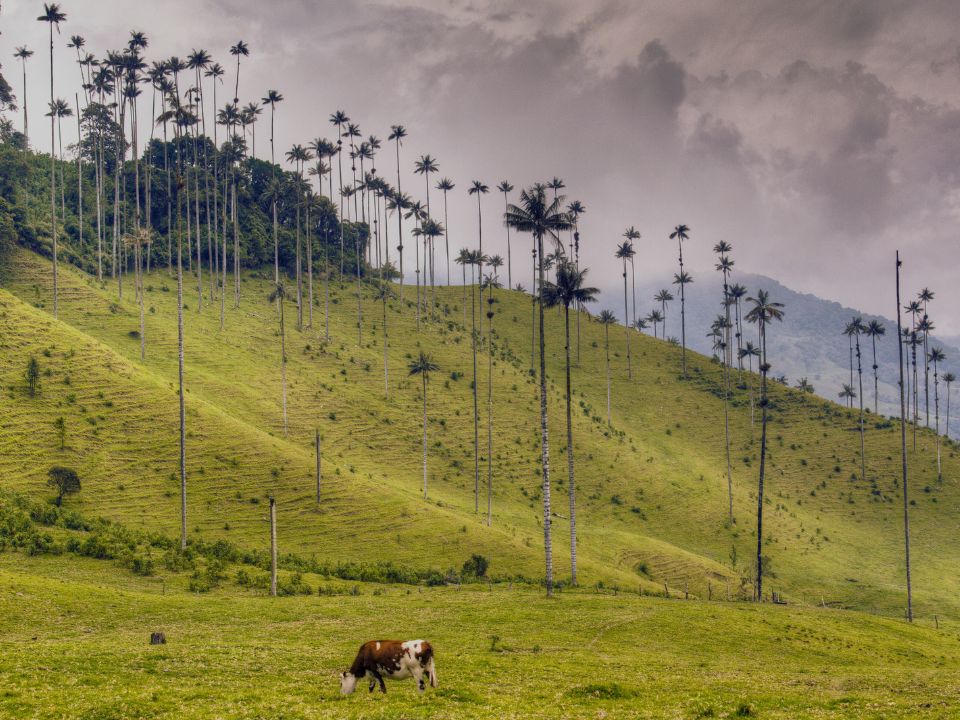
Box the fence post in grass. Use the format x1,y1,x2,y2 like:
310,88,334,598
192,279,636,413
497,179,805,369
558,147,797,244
935,615,939,630
663,581,669,597
270,497,277,597
708,581,712,601
685,581,689,599
315,429,322,504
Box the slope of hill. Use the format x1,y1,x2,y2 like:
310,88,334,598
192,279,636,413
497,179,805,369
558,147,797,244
2,246,959,619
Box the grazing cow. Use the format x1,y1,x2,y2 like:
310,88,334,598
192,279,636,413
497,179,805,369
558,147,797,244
340,639,438,695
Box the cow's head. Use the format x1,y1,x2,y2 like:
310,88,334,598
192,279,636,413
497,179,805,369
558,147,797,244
340,671,358,695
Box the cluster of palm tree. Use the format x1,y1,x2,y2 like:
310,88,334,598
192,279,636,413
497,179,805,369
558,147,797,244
837,286,951,491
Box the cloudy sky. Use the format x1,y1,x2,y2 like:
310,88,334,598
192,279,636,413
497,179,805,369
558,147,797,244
4,0,960,331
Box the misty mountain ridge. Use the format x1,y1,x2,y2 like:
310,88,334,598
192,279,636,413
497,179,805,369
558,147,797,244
598,270,959,437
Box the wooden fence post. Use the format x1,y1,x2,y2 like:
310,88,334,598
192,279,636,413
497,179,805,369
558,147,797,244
270,497,277,597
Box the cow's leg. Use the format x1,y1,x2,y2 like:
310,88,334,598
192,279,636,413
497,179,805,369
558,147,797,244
367,672,376,693
412,666,425,694
372,669,387,694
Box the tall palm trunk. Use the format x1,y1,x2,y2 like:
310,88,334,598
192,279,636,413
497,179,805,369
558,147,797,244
177,179,187,552
678,241,687,377
421,373,428,499
393,139,404,300
856,334,866,482
755,322,769,601
486,289,495,527
622,258,631,379
537,230,553,597
443,190,451,286
563,301,577,585
48,23,58,318
894,251,912,622
531,243,536,372
604,323,611,425
871,334,880,415
934,358,942,482
723,276,733,523
279,291,288,434
307,198,314,328
382,293,389,397
470,264,480,514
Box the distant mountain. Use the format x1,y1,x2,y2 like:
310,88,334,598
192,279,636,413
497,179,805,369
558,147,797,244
600,270,960,437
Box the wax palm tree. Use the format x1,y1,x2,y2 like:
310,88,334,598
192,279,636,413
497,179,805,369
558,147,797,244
905,300,922,437
669,224,691,376
267,281,290,435
547,176,565,201
497,181,514,288
930,347,945,482
252,95,279,280
865,320,886,414
437,177,455,285
839,384,856,404
331,111,350,279
567,200,586,363
46,99,72,225
655,289,673,337
38,3,67,318
623,226,641,326
172,168,188,550
944,372,955,443
647,309,664,339
841,321,857,409
543,262,598,585
229,40,248,103
505,185,573,597
421,218,444,319
409,352,440,499
917,314,934,428
404,199,426,327
387,125,407,297
919,288,935,427
729,283,747,376
745,289,784,601
740,341,760,439
481,269,502,526
672,272,694,369
894,253,913,622
848,317,868,482
13,47,33,143
615,241,634,378
242,101,262,157
598,310,617,424
469,180,490,336
796,378,815,393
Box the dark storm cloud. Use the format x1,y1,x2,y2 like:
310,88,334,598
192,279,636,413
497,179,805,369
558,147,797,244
4,0,960,329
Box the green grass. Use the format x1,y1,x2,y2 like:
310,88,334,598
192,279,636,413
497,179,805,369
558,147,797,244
1,552,958,719
1,245,959,619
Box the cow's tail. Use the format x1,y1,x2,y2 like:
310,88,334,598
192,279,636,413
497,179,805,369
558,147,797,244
427,657,438,688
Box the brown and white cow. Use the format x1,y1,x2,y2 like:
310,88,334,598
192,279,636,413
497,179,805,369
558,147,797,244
340,639,438,695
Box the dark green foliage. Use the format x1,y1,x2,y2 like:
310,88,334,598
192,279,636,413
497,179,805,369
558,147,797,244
24,356,40,396
46,466,80,506
462,553,490,578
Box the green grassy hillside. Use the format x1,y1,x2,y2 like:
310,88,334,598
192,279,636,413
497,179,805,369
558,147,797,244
2,246,958,618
